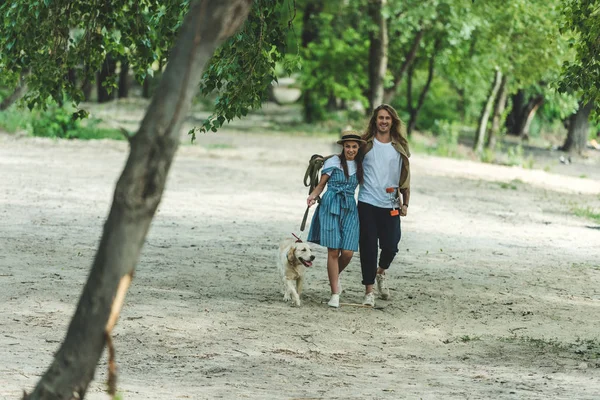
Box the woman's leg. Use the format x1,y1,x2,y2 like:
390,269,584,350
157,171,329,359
338,250,354,274
327,248,341,294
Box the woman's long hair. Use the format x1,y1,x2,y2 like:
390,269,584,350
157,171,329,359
362,104,410,156
338,145,364,184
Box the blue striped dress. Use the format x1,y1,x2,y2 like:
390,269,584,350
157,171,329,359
307,157,360,251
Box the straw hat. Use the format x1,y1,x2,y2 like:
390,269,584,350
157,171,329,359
336,130,366,145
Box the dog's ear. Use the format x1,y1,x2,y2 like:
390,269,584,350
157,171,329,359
287,245,296,265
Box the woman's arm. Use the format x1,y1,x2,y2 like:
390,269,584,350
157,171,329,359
307,174,330,207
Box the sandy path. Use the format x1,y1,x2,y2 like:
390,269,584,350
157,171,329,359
1,131,599,400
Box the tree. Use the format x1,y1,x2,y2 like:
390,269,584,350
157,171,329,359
561,101,594,154
367,0,388,113
560,0,600,107
0,0,295,397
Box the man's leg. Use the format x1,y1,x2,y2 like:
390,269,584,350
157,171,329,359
376,211,401,299
358,202,379,299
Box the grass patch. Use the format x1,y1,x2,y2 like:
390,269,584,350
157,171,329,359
573,206,600,223
204,143,235,150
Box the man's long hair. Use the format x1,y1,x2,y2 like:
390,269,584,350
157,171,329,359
362,104,410,156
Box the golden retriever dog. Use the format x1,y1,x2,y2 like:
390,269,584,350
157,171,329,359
277,238,315,306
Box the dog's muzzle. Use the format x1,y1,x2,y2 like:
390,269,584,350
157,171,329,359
299,256,315,267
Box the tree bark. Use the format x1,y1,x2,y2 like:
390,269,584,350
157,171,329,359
97,54,117,103
561,101,594,154
0,71,28,110
518,95,543,139
301,0,324,123
118,60,129,99
23,1,252,399
383,29,423,104
474,68,502,153
486,75,509,150
406,39,439,135
367,0,388,114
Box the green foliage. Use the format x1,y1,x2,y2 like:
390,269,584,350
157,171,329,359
431,120,460,157
191,0,295,139
0,106,30,133
30,106,124,140
0,1,187,109
560,0,600,105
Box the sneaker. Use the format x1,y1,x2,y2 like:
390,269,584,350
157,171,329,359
376,273,390,300
362,292,375,307
328,293,340,308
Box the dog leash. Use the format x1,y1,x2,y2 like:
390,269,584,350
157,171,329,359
291,233,302,243
300,154,326,231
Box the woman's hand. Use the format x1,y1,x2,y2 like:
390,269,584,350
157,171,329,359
307,195,317,207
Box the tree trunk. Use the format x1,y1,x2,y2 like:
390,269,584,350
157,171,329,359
486,75,509,150
97,54,117,103
23,1,252,399
0,71,28,110
367,0,388,114
406,39,439,135
561,101,594,154
118,60,129,99
406,60,416,134
474,68,502,153
383,29,423,104
518,95,543,139
300,0,324,123
505,89,525,135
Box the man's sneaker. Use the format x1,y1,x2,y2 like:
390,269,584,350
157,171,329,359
328,293,340,308
376,273,390,300
362,292,375,307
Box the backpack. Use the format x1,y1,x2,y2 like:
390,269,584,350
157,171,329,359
300,154,334,231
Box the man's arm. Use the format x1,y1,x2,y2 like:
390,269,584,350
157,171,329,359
399,188,410,216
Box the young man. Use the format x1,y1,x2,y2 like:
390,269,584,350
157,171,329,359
358,104,411,307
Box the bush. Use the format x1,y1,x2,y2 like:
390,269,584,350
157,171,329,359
30,107,125,140
0,107,30,133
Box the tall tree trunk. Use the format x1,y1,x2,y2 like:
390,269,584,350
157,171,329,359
300,0,324,123
406,39,439,135
561,101,594,154
97,54,117,103
518,95,543,139
486,75,509,150
474,68,502,153
367,0,388,114
383,29,423,104
0,71,28,110
505,89,525,135
23,1,252,399
118,60,129,99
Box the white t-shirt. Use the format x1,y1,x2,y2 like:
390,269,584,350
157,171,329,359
358,138,402,208
322,155,357,176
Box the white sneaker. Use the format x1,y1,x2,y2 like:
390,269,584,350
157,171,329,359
328,293,340,308
376,273,390,300
362,292,375,307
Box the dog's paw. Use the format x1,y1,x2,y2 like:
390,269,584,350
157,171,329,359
283,293,291,302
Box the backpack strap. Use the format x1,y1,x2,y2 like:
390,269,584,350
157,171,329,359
300,154,335,231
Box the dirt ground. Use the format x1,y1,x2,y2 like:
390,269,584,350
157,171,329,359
1,125,600,400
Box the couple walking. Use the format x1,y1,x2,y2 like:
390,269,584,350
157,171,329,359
306,104,411,308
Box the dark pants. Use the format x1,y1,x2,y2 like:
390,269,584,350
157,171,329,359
358,201,401,286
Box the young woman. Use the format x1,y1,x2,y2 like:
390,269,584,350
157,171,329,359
306,132,365,308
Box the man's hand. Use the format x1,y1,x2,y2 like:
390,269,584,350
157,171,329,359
400,204,408,216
